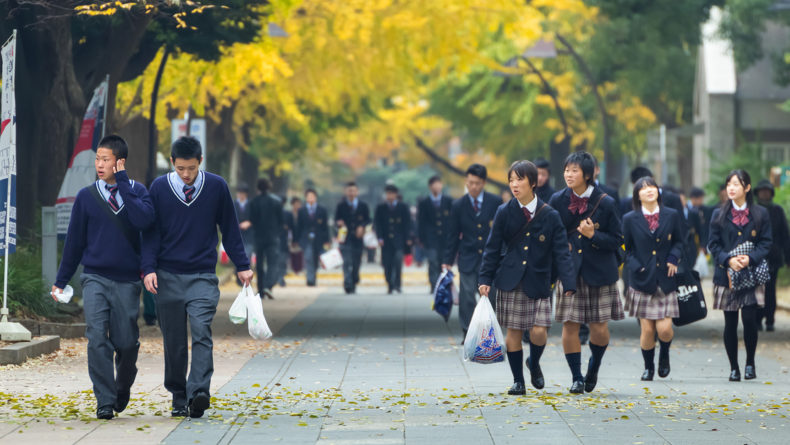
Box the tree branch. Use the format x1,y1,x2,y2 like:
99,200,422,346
413,136,507,190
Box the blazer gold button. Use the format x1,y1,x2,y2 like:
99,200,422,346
478,249,483,254
477,223,482,228
526,232,530,236
478,236,482,240
738,231,742,236
656,238,660,242
522,260,527,265
524,246,528,250
652,250,656,255
578,249,582,253
578,235,582,239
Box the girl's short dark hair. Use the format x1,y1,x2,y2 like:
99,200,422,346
507,160,538,190
632,176,662,211
563,151,596,186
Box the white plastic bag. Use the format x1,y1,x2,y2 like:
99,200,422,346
463,296,505,364
320,248,343,270
246,288,272,340
694,251,710,278
50,285,74,303
229,285,249,324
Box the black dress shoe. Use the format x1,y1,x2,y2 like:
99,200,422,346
584,358,598,392
729,369,741,382
744,365,756,380
113,388,130,413
171,406,188,417
97,406,114,420
507,382,526,395
641,369,654,381
658,355,670,378
526,357,545,390
189,392,210,418
569,379,585,394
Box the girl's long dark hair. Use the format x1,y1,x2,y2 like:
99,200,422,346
632,176,662,211
714,169,755,226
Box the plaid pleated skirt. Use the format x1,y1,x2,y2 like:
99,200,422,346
624,287,679,320
556,277,624,323
713,285,764,311
495,288,552,331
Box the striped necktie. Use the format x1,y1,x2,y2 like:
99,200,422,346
183,185,196,203
106,184,119,212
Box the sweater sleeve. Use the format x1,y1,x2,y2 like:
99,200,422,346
217,180,250,271
55,193,88,288
141,181,161,275
115,170,155,231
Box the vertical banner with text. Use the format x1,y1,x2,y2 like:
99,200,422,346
0,33,17,256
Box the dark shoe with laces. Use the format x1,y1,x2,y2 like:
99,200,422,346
744,365,756,380
171,406,188,417
96,406,114,420
507,381,526,396
641,369,654,381
189,392,210,418
113,388,130,413
569,379,585,394
584,357,598,392
526,357,544,390
658,355,670,378
729,369,741,382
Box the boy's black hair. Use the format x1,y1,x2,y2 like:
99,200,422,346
345,181,357,188
428,175,442,186
563,152,596,186
466,163,487,181
630,166,653,184
533,157,551,171
290,196,302,205
384,184,399,194
97,135,129,160
257,178,271,193
304,188,318,198
171,136,202,161
507,160,538,190
689,187,705,198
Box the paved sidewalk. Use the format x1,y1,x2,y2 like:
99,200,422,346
162,285,790,445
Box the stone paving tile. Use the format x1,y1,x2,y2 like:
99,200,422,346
161,285,790,445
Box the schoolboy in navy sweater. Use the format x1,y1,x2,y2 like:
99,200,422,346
53,135,155,420
142,136,252,419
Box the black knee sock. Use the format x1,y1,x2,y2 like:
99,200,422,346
565,352,582,381
529,342,545,371
741,305,758,367
641,348,655,370
659,340,671,361
507,350,525,384
723,311,740,370
588,342,608,372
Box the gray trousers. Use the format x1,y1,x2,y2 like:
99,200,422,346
303,243,320,285
340,242,363,291
255,242,280,292
155,269,220,408
81,274,141,409
425,247,441,291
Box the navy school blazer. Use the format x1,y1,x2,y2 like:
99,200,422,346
548,186,623,287
443,191,503,274
707,205,772,288
622,206,685,295
478,198,576,298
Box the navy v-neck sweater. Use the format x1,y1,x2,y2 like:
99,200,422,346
55,171,155,288
141,171,250,275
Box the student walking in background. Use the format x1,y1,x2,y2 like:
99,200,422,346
374,184,412,294
295,189,330,287
708,170,771,381
417,175,453,292
753,179,790,332
249,178,283,299
622,177,684,381
443,164,503,342
335,181,371,294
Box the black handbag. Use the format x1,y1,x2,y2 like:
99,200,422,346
673,269,708,326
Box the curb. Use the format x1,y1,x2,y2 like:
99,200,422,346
0,335,60,365
14,320,86,339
